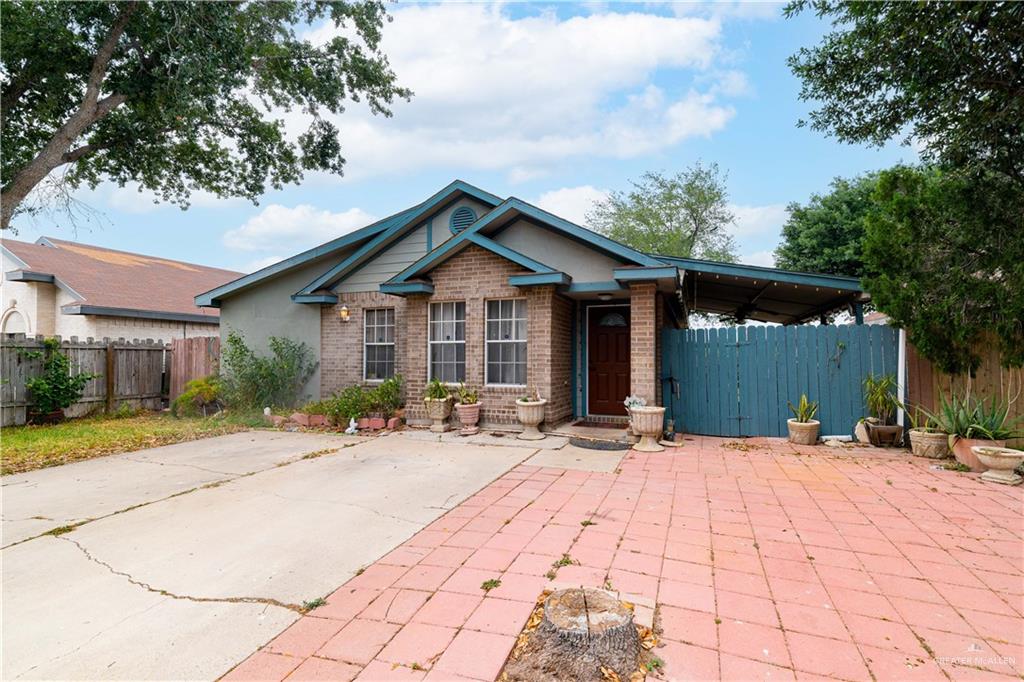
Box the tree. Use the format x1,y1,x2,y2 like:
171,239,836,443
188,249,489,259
587,164,737,261
0,1,410,230
773,173,878,277
863,166,1024,375
786,1,1024,186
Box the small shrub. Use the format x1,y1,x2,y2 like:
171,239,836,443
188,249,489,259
301,399,333,416
327,384,367,424
424,377,450,400
172,375,222,417
221,330,316,409
373,374,403,416
25,338,98,415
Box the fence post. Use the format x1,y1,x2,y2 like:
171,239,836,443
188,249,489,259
105,341,115,413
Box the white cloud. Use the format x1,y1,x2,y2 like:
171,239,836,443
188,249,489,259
223,204,377,252
89,182,243,213
297,5,739,180
739,249,776,267
729,203,788,238
243,255,286,273
533,185,610,227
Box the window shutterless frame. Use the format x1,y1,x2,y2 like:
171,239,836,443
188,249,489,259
363,308,396,381
485,298,527,386
428,301,466,383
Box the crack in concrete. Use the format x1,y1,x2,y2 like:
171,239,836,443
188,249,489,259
121,456,240,477
59,536,305,614
266,493,423,526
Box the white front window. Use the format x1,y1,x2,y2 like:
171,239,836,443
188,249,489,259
363,308,395,380
429,301,465,383
485,298,527,386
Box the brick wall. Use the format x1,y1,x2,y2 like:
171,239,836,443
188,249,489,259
402,245,570,429
320,291,407,397
629,282,657,403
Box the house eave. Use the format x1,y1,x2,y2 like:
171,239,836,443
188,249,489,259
62,305,220,325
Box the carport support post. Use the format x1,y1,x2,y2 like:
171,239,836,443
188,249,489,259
629,282,657,404
854,302,864,325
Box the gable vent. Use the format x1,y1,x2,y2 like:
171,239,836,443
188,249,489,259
449,206,477,234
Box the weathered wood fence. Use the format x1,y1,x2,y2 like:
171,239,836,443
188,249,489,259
169,336,220,400
906,340,1023,446
1,334,170,426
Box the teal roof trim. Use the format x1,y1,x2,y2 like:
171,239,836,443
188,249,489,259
508,272,571,287
194,206,418,307
467,234,556,274
387,197,660,285
296,180,503,298
291,294,338,304
379,281,434,295
656,256,862,291
613,266,679,282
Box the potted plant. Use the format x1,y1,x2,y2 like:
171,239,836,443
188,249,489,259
938,394,1020,472
423,377,452,432
862,374,902,446
627,396,666,452
904,404,950,459
623,395,646,443
786,394,820,445
971,446,1024,485
455,383,481,435
516,387,547,440
25,338,97,424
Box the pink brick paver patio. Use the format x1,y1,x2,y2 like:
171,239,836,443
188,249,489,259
223,437,1023,681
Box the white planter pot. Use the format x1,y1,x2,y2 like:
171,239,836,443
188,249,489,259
423,398,452,433
516,399,547,440
629,406,665,452
787,419,820,446
972,446,1024,485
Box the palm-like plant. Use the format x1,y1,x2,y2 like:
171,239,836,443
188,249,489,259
787,394,819,423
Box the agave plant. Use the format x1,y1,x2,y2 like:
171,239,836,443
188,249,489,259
787,394,819,423
968,397,1021,441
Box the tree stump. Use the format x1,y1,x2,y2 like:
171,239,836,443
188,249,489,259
506,588,641,681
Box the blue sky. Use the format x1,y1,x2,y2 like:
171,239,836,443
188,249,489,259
9,1,915,273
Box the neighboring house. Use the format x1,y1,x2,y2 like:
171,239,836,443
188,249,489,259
197,180,865,428
2,237,240,343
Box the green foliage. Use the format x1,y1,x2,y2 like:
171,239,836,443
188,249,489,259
586,164,737,261
369,374,403,416
774,173,878,277
863,374,898,425
1,1,411,229
863,167,1024,374
424,377,450,401
300,399,333,416
968,398,1021,441
172,375,222,417
456,382,479,405
328,385,368,423
24,338,98,414
785,1,1024,185
220,330,316,409
787,394,819,423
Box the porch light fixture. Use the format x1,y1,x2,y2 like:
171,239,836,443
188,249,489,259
338,305,351,323
598,294,613,302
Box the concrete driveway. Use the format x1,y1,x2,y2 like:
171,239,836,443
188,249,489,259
1,430,542,680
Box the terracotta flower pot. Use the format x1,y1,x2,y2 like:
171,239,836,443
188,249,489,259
456,402,481,435
908,428,950,459
516,399,547,440
971,446,1024,485
787,419,820,446
423,397,452,433
630,406,666,452
952,437,1006,472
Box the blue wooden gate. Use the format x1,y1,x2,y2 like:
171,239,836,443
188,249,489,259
662,325,900,438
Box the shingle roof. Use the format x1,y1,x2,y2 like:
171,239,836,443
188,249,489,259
2,237,241,321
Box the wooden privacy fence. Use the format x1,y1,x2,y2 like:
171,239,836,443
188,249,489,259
169,336,220,400
662,324,900,438
906,340,1023,446
1,334,170,426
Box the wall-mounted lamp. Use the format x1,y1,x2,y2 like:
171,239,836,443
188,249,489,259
338,305,350,323
598,294,613,302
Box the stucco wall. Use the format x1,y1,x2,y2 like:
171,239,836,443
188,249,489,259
218,261,328,401
494,220,624,282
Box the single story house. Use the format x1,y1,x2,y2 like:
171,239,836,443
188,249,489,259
2,237,240,343
197,180,865,428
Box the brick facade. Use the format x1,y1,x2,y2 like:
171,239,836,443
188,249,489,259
629,282,657,403
320,291,408,397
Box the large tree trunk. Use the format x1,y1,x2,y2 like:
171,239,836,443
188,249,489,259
0,3,136,229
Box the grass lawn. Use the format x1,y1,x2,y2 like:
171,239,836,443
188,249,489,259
1,411,268,475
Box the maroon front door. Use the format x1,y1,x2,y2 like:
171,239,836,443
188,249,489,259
588,306,631,416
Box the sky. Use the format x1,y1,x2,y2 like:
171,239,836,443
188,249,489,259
8,1,916,274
